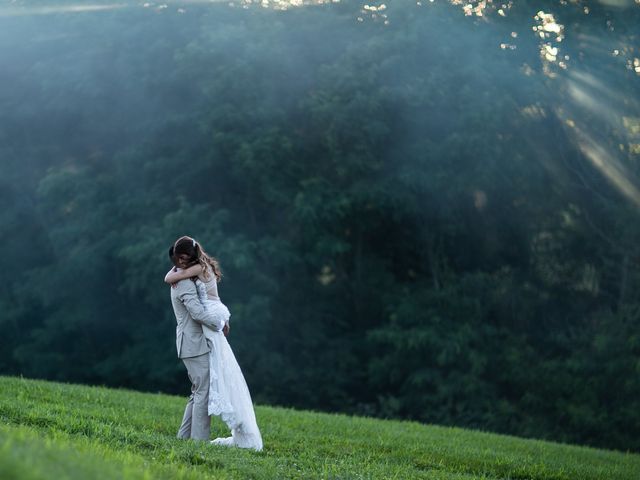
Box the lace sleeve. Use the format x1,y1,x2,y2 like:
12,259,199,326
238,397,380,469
195,280,209,311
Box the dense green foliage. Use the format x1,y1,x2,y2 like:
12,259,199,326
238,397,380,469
1,0,640,452
1,377,639,479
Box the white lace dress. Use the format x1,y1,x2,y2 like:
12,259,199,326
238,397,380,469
195,274,263,451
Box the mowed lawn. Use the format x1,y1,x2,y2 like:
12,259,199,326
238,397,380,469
0,377,637,479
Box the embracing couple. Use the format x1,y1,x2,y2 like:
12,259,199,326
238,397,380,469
166,235,262,451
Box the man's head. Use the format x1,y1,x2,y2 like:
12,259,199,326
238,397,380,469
171,236,199,269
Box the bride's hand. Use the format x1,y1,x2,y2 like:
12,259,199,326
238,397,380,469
223,323,230,337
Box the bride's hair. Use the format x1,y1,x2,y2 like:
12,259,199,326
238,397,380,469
173,236,223,282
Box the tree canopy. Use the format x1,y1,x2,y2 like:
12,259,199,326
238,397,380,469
1,0,639,451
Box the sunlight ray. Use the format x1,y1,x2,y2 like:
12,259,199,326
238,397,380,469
0,4,127,17
567,70,634,108
572,124,640,208
565,81,622,126
236,0,339,10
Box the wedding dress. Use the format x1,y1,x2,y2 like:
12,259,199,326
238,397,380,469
195,271,263,451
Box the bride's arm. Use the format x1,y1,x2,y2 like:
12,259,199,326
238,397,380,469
164,267,177,283
164,264,203,284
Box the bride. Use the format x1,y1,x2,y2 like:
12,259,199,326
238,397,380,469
166,236,263,451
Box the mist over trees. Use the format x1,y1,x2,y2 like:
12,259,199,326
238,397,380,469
1,0,639,451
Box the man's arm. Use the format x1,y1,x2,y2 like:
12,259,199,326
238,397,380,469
175,280,223,331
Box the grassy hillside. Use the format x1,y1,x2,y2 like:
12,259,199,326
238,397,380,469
0,377,637,479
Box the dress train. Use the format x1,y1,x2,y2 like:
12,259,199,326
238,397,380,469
197,283,262,451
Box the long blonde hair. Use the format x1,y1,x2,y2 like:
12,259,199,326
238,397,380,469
173,236,223,282
196,243,222,282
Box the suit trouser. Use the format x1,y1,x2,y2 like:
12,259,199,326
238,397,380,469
177,352,211,441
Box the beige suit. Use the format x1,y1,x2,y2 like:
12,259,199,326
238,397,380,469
171,278,224,441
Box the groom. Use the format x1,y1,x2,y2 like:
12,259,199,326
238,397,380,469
168,246,224,441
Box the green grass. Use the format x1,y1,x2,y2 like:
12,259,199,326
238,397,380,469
0,377,637,479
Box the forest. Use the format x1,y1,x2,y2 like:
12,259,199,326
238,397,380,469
1,0,639,452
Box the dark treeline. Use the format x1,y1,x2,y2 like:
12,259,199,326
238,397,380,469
1,0,640,451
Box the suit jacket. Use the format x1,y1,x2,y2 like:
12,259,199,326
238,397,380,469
171,279,223,359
